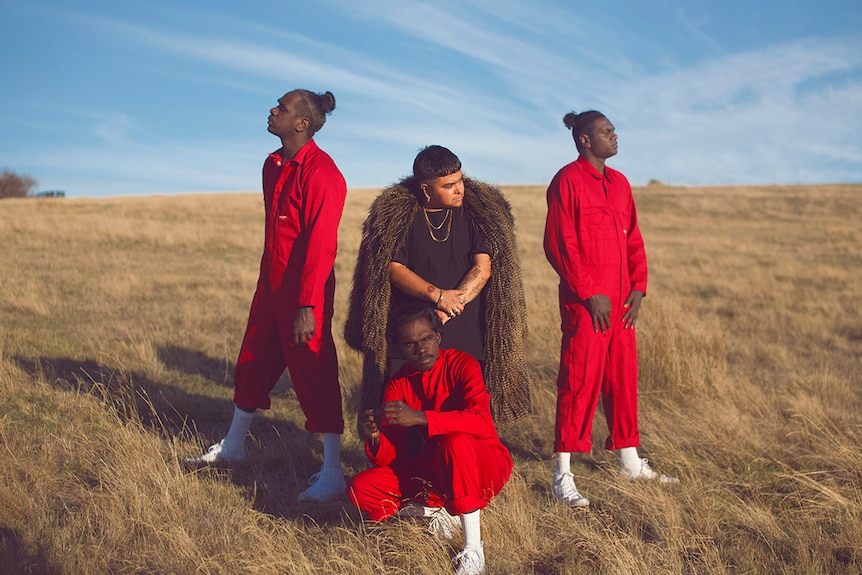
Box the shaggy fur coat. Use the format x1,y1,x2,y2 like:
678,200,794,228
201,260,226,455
344,176,532,423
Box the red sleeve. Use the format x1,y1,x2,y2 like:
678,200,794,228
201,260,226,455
297,161,347,308
366,429,397,467
367,376,410,467
543,168,599,300
424,353,498,440
625,197,648,294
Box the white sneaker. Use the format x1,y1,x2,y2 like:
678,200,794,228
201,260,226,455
619,458,679,483
298,467,346,501
428,507,461,540
454,542,485,575
551,472,590,507
183,439,246,466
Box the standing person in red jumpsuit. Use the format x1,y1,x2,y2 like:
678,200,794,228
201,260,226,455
348,304,512,575
185,89,348,502
544,110,676,507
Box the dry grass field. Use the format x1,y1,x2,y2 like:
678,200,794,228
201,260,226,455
1,182,860,574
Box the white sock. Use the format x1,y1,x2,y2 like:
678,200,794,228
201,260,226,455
616,447,641,470
460,509,482,550
321,432,342,470
224,405,255,447
554,452,572,476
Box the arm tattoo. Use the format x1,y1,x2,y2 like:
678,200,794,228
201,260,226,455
457,266,484,299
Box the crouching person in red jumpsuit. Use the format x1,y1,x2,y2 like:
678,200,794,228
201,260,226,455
544,109,677,508
348,304,512,575
184,89,348,502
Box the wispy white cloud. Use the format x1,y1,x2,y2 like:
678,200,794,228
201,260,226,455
672,6,724,54
611,36,862,184
91,112,144,145
631,37,860,110
326,0,617,104
72,10,531,134
75,13,387,94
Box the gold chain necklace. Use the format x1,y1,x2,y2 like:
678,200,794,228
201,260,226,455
423,208,452,242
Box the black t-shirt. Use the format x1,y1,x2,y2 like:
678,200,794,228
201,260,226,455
393,207,488,360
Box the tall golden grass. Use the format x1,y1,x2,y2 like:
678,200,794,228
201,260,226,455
1,183,860,574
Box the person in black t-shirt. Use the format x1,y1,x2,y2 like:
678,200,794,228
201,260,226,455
389,145,489,365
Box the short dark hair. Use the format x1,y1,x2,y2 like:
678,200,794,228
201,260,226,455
294,90,336,136
563,110,606,153
387,302,442,347
412,145,461,182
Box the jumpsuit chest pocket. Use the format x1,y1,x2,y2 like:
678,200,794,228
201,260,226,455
579,207,619,265
581,207,615,238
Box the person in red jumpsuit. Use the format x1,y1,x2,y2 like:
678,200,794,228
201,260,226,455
544,110,677,508
348,304,512,575
185,89,348,502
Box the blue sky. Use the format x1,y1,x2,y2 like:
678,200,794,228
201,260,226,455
1,0,861,197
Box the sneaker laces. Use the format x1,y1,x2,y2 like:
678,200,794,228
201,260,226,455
183,439,245,466
636,458,658,479
621,458,679,483
298,467,346,501
552,472,590,506
453,544,485,575
305,468,345,487
306,471,322,485
428,508,460,540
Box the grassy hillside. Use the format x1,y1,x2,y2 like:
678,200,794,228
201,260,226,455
1,183,860,574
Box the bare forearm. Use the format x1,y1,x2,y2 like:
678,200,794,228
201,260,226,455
456,254,491,304
389,262,439,303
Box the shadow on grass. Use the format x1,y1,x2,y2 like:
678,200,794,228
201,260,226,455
0,526,59,575
157,344,235,389
12,354,364,525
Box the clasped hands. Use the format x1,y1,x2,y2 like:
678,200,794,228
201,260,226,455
359,401,428,445
436,288,467,324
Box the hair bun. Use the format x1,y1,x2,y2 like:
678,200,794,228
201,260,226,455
320,91,336,115
563,111,579,130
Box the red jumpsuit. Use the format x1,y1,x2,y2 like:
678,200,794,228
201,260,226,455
233,138,347,434
543,156,648,454
348,348,513,522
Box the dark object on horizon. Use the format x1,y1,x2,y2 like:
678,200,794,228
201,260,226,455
35,190,66,198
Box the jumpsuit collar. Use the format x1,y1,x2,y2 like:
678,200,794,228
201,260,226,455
576,155,615,183
268,138,319,168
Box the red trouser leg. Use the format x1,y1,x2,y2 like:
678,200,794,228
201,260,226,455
347,466,405,522
282,327,344,434
278,274,343,434
430,432,512,516
347,465,444,522
233,287,288,411
554,301,610,453
601,317,640,450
